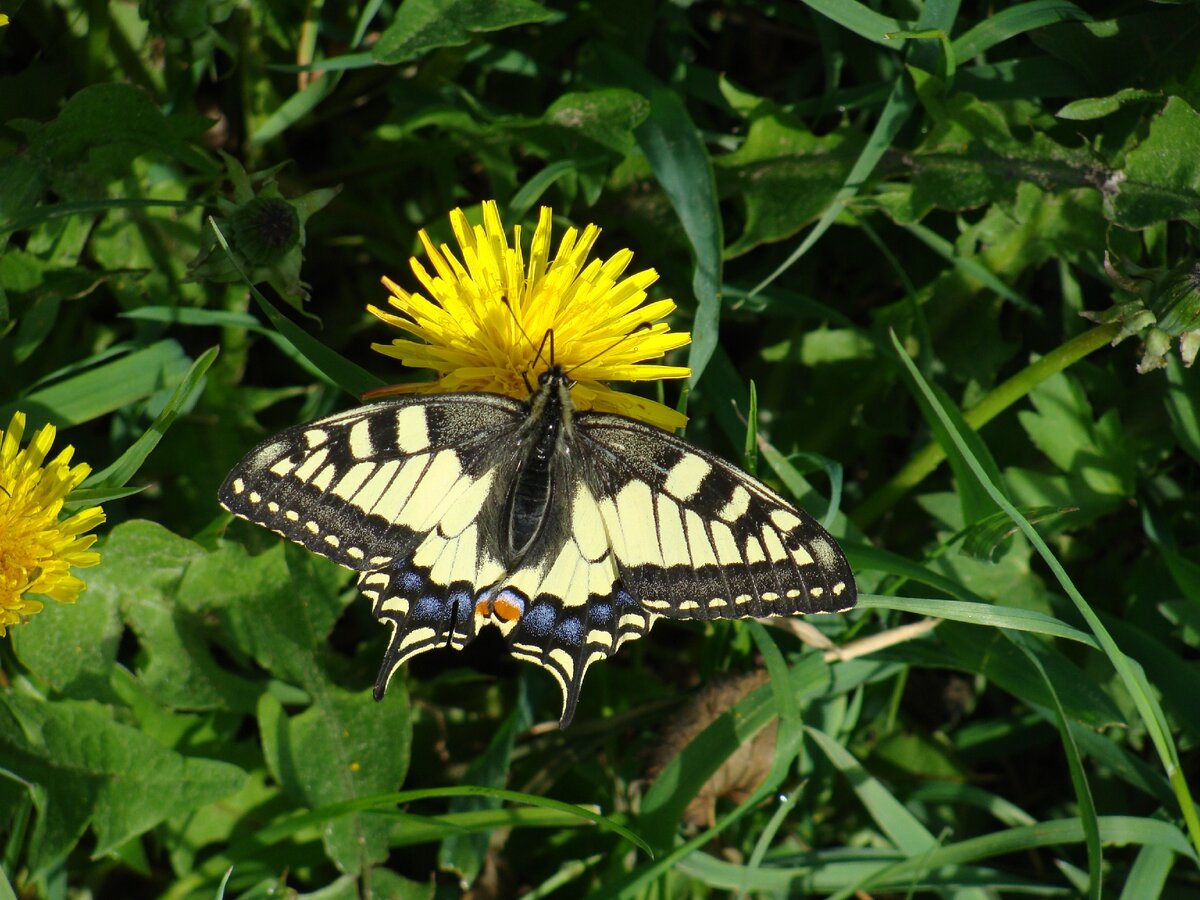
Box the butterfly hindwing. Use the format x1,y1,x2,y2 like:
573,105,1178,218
574,412,856,621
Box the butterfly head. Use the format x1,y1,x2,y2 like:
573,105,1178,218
528,363,576,427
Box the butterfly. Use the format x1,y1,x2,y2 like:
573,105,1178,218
219,365,856,726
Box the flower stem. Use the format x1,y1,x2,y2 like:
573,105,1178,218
854,323,1123,528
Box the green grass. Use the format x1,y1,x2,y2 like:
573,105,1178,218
3,1,1200,897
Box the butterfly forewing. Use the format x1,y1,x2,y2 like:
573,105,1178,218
219,394,524,568
574,413,856,621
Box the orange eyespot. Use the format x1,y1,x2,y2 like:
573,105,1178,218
475,598,492,617
493,596,524,622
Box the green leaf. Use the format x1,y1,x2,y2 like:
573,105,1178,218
209,219,384,397
714,106,858,257
0,692,245,874
373,0,554,65
959,505,1075,561
1010,631,1101,899
889,328,1200,857
748,73,916,296
806,726,936,856
27,83,215,175
12,521,259,709
258,684,410,873
952,2,1092,63
899,620,1124,729
854,594,1096,648
1109,96,1200,229
798,0,906,47
1057,87,1162,121
0,340,191,428
896,345,1006,526
82,346,218,492
213,542,349,690
1015,370,1135,505
637,656,888,850
1119,845,1176,900
257,785,650,858
536,89,650,157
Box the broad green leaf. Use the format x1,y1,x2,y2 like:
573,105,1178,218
0,692,245,874
713,106,858,256
0,340,191,428
14,521,258,710
1015,370,1135,506
1109,96,1200,229
9,569,122,695
258,684,410,874
28,83,215,175
536,89,650,157
748,73,915,296
209,541,350,690
373,0,554,65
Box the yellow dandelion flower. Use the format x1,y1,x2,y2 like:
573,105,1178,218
367,200,691,431
0,413,106,636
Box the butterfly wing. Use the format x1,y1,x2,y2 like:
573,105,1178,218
574,412,857,620
219,393,527,686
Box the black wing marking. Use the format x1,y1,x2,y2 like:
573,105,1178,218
574,411,857,621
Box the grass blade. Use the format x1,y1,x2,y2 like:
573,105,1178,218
888,327,1200,858
595,47,724,388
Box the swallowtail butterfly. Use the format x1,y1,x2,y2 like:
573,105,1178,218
220,367,856,725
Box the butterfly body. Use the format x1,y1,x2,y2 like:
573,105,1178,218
220,367,856,725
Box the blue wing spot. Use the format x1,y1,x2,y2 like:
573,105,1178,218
414,595,443,619
587,602,613,626
615,589,638,611
401,571,424,594
449,590,473,618
555,618,584,647
523,603,556,637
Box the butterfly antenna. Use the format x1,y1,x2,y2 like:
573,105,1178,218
500,298,548,393
564,322,653,381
